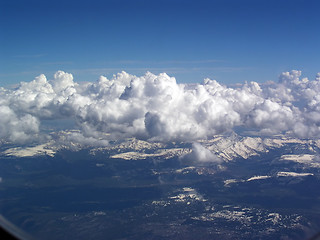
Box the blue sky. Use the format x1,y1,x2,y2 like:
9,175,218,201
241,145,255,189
1,0,320,86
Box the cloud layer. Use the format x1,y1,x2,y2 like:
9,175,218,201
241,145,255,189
1,70,320,145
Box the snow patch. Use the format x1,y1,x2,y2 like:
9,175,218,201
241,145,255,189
276,171,314,177
111,148,191,160
280,154,320,168
3,143,56,157
169,187,206,203
247,175,272,181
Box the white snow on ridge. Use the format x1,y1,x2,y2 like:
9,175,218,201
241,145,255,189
224,179,242,186
111,148,191,160
2,132,320,163
204,134,320,162
224,171,314,187
206,136,267,161
247,175,272,181
108,138,164,151
175,166,196,173
192,209,251,224
169,187,206,203
204,137,261,160
204,134,305,161
281,154,314,163
264,137,310,147
110,151,146,160
224,175,272,187
280,154,320,168
276,172,314,177
3,143,56,157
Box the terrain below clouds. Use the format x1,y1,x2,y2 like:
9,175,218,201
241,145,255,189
1,132,320,240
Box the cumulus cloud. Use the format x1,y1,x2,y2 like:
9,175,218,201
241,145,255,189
1,69,320,145
181,142,222,163
0,106,39,143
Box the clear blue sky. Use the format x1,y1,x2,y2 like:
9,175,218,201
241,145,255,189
1,0,320,86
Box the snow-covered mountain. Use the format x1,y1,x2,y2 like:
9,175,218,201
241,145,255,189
2,132,320,174
1,131,320,240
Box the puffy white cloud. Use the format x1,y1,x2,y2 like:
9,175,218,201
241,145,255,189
50,71,76,95
180,142,222,163
245,99,299,135
0,106,40,143
1,69,320,145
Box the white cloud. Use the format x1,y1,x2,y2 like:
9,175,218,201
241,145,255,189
1,69,320,145
0,106,40,143
184,142,222,163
